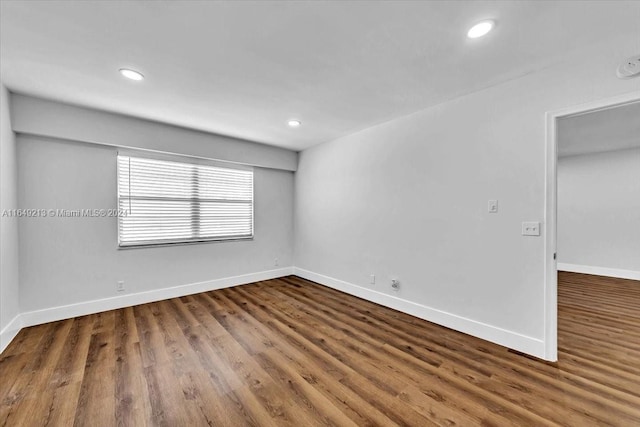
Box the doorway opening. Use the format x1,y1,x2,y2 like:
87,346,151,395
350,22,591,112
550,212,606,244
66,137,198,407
544,91,640,361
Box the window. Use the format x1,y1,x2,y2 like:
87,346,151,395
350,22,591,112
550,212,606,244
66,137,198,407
117,154,253,247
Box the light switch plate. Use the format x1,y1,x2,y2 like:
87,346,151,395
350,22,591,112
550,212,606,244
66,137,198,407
488,200,498,213
522,221,540,236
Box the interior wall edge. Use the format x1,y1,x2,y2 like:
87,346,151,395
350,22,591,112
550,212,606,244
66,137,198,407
0,85,21,341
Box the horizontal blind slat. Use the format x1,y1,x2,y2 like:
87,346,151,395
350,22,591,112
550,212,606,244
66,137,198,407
118,154,253,246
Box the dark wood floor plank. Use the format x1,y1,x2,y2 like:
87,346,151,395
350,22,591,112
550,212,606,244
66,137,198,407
253,283,548,426
233,286,444,427
1,272,639,426
217,289,402,426
218,288,426,426
286,278,640,418
268,280,636,422
281,275,640,412
1,319,75,427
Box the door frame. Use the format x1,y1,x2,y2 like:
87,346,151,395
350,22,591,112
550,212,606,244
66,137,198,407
543,90,640,361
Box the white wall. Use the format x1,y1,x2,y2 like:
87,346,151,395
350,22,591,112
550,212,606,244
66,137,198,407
558,148,640,278
294,35,640,359
17,135,294,315
0,86,21,347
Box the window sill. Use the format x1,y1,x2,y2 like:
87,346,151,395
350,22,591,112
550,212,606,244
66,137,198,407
117,236,254,250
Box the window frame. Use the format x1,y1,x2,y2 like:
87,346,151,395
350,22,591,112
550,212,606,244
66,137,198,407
116,151,254,249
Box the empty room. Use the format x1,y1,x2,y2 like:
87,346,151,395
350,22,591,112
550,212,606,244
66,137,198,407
1,1,639,426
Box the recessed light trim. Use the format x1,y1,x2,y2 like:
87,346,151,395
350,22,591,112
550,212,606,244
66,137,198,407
287,120,302,127
119,68,144,81
467,20,495,39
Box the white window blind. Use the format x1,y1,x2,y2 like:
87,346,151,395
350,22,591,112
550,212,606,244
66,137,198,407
117,154,253,247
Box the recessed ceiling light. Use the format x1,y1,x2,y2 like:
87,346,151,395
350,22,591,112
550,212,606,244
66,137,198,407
288,120,302,127
467,20,495,39
119,68,144,81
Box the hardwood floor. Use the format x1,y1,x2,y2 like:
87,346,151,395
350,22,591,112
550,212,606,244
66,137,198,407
1,272,639,426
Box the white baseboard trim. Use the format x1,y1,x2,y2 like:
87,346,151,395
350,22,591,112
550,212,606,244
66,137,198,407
293,267,547,360
558,263,640,281
1,267,294,354
2,266,552,360
0,315,23,354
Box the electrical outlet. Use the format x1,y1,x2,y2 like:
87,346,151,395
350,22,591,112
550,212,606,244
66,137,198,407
117,280,125,292
274,258,279,266
522,221,541,236
391,279,400,291
617,54,640,79
369,274,376,285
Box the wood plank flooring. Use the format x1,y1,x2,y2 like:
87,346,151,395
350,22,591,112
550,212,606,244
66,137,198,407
1,272,639,426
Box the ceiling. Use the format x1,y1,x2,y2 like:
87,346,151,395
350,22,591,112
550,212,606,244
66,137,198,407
1,1,639,151
558,101,640,157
